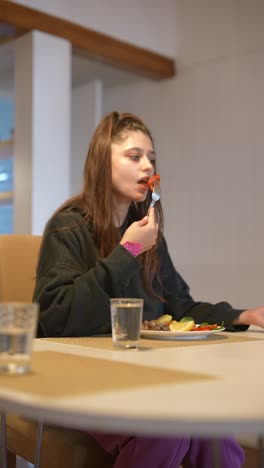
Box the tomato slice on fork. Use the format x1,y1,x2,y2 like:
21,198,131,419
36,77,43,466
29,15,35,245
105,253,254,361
148,174,160,190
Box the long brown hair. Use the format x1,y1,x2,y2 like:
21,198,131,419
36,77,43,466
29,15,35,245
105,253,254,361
56,111,164,299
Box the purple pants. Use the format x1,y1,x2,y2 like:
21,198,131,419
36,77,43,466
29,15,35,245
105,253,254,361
90,432,245,468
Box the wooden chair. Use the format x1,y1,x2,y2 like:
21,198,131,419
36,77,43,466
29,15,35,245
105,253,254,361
0,234,114,468
0,234,42,303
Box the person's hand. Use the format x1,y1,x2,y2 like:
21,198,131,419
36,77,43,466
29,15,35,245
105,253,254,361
233,307,264,328
120,208,158,254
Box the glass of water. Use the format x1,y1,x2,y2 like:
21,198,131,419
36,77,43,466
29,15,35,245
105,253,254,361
0,302,39,375
110,298,144,349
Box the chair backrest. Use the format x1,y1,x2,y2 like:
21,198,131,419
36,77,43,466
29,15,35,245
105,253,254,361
0,234,42,302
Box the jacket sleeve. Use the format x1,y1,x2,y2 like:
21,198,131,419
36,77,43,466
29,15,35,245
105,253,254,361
33,214,142,337
159,237,248,332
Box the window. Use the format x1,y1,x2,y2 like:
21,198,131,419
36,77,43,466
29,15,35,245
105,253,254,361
0,98,14,233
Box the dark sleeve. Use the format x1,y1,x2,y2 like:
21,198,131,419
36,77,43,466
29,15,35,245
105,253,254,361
33,213,142,337
159,237,248,332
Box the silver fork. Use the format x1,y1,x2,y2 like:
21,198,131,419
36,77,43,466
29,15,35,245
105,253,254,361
148,184,161,214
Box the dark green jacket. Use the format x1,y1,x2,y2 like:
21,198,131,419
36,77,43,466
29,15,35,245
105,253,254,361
34,208,246,337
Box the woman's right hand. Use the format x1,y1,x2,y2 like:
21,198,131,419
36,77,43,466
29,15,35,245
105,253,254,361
120,208,158,254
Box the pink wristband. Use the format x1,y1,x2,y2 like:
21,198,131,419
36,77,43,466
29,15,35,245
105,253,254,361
122,241,143,257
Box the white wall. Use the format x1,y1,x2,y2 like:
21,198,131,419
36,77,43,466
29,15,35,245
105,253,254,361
0,73,14,99
104,0,264,310
71,80,103,195
0,42,15,99
8,0,264,310
10,0,177,57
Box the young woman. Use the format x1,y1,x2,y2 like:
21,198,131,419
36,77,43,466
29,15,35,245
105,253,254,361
34,111,264,467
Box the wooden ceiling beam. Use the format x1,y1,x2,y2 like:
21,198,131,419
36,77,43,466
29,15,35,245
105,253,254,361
0,1,175,80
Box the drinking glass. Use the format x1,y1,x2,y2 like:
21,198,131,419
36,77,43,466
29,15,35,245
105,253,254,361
110,298,143,349
0,302,39,374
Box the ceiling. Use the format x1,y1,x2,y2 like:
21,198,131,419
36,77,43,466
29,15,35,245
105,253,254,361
0,38,143,97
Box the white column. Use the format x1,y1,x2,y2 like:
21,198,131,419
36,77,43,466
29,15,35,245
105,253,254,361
14,31,71,235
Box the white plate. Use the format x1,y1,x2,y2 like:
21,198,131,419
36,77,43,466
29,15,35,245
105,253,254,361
140,327,225,341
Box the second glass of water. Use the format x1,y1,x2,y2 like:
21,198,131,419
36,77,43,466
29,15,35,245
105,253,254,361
0,302,39,375
110,298,143,349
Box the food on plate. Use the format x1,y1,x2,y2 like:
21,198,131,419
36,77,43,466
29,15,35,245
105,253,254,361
155,314,172,324
169,319,195,332
148,174,160,191
141,319,170,331
141,315,224,332
191,323,221,331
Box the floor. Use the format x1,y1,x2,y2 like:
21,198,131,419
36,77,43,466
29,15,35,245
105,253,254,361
15,446,257,467
242,445,258,467
17,457,33,468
